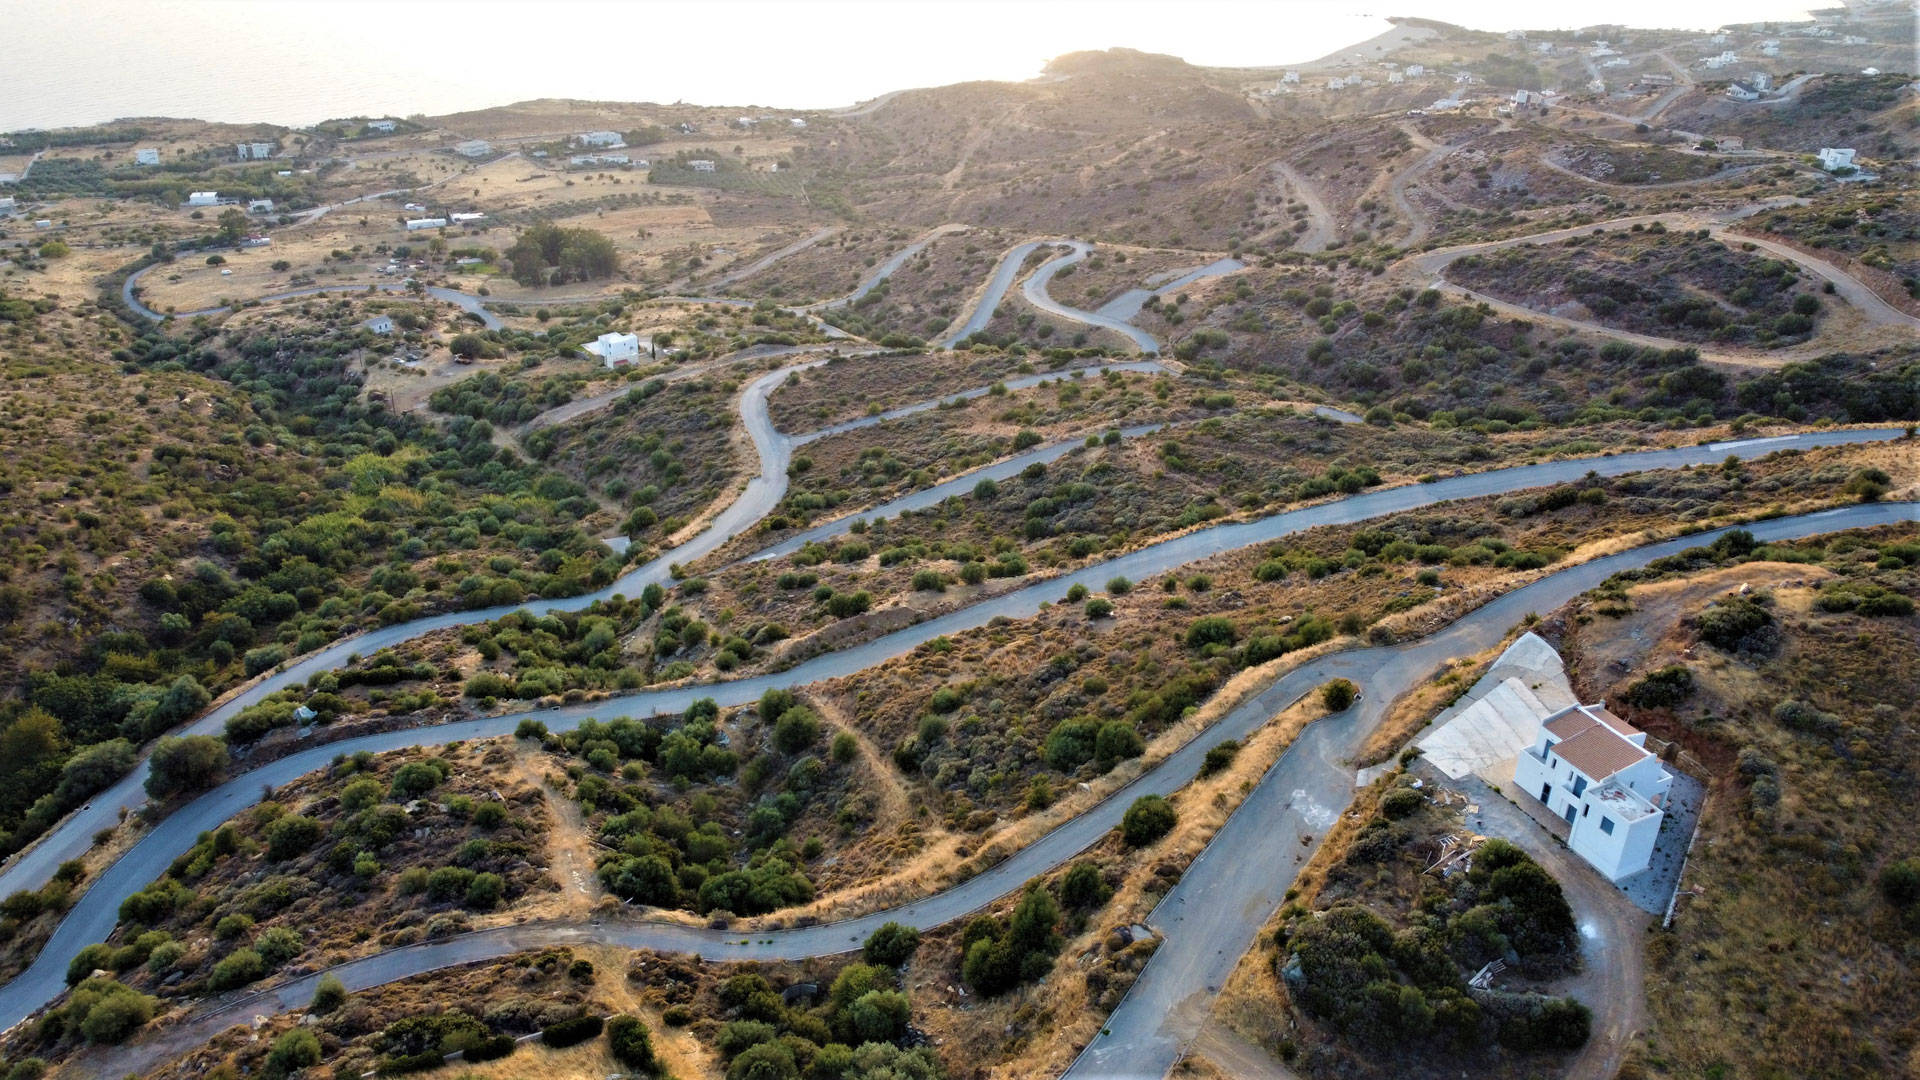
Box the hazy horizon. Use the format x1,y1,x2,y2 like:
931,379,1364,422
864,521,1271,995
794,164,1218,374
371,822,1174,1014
2,0,1823,131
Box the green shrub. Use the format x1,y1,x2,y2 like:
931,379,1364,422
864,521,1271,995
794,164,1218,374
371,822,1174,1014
1881,857,1920,907
266,1028,323,1075
1121,795,1177,846
541,1014,604,1048
606,1014,655,1068
863,921,922,967
1200,740,1240,777
1321,679,1357,711
208,947,266,991
311,972,348,1013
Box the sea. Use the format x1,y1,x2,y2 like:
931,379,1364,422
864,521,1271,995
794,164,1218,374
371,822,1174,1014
0,0,1818,131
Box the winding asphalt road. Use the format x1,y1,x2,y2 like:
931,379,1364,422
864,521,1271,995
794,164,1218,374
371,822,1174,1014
0,424,1906,1035
50,500,1920,1076
804,224,970,311
1061,500,1919,1079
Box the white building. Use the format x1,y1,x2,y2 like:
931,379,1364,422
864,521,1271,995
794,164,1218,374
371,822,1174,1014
1588,78,1607,93
689,159,716,172
187,191,220,207
1282,70,1300,84
405,217,448,230
1535,41,1554,54
789,117,807,128
236,141,274,160
1510,691,1674,882
1327,77,1346,89
0,196,14,213
736,116,759,128
367,119,398,133
1726,82,1761,102
248,198,275,214
583,331,643,367
1702,50,1739,69
570,153,631,166
1404,64,1424,77
1817,147,1856,171
450,212,486,223
239,234,272,248
1388,71,1405,84
577,130,625,147
363,316,394,334
454,140,492,158
1760,40,1780,57
134,148,161,166
1603,57,1631,68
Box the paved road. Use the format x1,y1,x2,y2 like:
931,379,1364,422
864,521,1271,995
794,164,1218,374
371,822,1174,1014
1061,499,1918,1079
804,224,970,311
938,238,1070,349
1095,259,1244,322
1020,242,1162,354
45,501,1917,1071
0,425,1905,1033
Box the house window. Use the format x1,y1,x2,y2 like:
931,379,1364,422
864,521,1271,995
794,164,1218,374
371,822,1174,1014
1582,804,1590,817
1599,816,1615,835
1571,776,1588,797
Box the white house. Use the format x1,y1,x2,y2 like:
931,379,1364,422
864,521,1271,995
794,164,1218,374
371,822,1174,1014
583,331,643,367
449,211,485,223
570,153,631,166
1726,82,1761,102
187,191,219,207
1751,72,1774,91
134,148,161,166
1327,77,1346,89
0,196,14,213
367,119,398,133
1817,147,1856,171
1535,41,1554,54
1603,57,1631,68
1282,70,1300,84
239,234,272,248
1388,71,1405,84
577,130,625,147
405,217,448,230
1510,691,1674,882
789,117,807,128
363,315,394,334
1588,78,1607,93
689,159,716,172
736,116,759,128
1404,64,1424,77
1861,67,1880,76
454,140,492,158
236,141,274,160
248,198,275,214
1760,40,1780,57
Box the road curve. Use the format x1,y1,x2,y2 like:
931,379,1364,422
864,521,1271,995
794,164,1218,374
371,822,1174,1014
0,427,1906,1032
49,501,1918,1073
805,224,970,312
1020,242,1161,354
938,238,1071,349
1062,499,1920,1080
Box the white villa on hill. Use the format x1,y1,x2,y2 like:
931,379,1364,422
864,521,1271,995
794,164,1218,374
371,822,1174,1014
1817,147,1856,171
1511,689,1673,881
584,331,644,367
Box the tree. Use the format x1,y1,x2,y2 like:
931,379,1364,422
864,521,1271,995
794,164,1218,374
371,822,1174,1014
53,738,135,804
1880,857,1920,907
217,207,249,244
1122,795,1177,847
265,815,322,860
773,707,820,753
863,921,921,967
606,1014,655,1069
1321,678,1358,711
504,222,619,287
1060,862,1113,909
448,332,490,360
846,988,912,1043
145,735,228,798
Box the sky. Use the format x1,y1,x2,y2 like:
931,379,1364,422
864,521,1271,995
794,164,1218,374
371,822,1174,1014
0,0,1823,130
